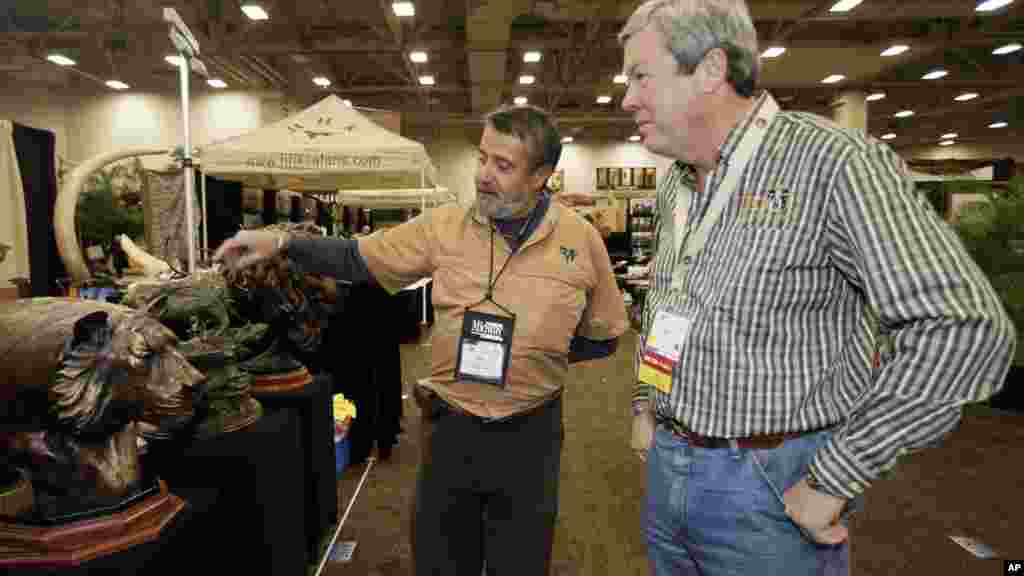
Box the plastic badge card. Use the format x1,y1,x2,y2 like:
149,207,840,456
328,540,357,563
949,535,1000,559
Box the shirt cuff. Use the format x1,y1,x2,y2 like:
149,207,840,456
807,434,873,500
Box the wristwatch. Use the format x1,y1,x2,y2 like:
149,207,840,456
631,402,649,416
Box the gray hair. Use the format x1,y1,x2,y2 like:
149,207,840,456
484,104,563,172
618,0,760,97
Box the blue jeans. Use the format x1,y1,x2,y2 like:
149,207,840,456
644,424,861,576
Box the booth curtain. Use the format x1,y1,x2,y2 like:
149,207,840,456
12,123,64,296
202,174,243,254
0,121,30,293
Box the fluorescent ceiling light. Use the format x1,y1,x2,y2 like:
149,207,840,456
613,74,628,84
106,80,130,90
343,99,352,107
523,51,542,63
880,133,897,140
418,75,435,86
165,55,184,67
312,76,331,87
513,96,528,105
392,2,415,16
881,45,909,57
954,92,979,102
519,75,535,85
894,110,914,118
922,69,947,80
866,92,886,101
596,95,612,104
938,140,956,146
761,46,786,58
976,0,1014,12
829,0,863,12
993,43,1022,55
46,54,76,66
628,135,641,142
989,121,1008,128
821,74,845,84
941,133,958,140
207,78,227,88
240,5,269,20
561,136,573,143
409,51,428,63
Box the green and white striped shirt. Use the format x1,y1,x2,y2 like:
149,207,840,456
635,92,1015,500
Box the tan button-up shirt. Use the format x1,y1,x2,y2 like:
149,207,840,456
359,199,628,420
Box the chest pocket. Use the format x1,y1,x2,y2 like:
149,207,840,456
506,267,589,355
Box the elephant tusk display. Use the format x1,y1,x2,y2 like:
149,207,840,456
54,147,174,284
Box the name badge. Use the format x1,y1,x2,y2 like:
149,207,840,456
455,310,515,388
637,309,691,395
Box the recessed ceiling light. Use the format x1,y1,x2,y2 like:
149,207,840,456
894,110,915,118
941,133,958,140
628,135,641,142
954,92,979,102
240,5,269,20
207,78,227,88
866,92,886,101
46,54,76,66
514,96,528,105
561,136,573,143
989,121,1009,128
392,2,415,16
106,80,130,90
881,133,897,140
418,75,435,86
922,69,947,80
993,43,1022,55
938,140,956,146
596,95,612,104
976,0,1014,12
761,46,786,58
613,74,628,84
829,0,863,12
409,51,428,63
523,51,542,63
313,76,331,87
519,75,535,85
881,45,909,57
343,99,352,107
165,55,184,67
821,74,845,84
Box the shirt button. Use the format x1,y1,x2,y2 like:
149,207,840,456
755,118,767,129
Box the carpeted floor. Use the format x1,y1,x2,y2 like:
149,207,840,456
325,330,1023,575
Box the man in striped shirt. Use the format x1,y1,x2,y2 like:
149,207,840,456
618,1,1016,574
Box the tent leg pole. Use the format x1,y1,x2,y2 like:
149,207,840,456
179,55,196,273
201,171,208,260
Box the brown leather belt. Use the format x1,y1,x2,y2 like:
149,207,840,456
659,418,818,450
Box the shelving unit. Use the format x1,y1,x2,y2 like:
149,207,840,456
626,198,655,262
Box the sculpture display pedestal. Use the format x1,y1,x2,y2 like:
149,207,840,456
250,366,313,393
253,373,337,560
0,480,183,571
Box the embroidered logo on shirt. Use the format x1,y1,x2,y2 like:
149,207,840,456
739,187,798,226
560,246,577,264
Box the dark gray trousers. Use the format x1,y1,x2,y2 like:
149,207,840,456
413,392,563,576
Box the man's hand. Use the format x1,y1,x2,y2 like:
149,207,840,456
212,230,284,270
783,477,849,545
631,408,654,461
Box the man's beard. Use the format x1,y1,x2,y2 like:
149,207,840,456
478,191,530,220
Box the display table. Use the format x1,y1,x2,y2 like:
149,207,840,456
252,373,338,560
140,406,307,575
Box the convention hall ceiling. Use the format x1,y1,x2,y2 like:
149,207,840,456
2,0,1022,164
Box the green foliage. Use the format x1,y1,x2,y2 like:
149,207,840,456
950,176,1024,363
76,165,145,252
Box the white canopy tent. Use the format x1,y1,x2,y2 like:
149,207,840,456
199,94,445,322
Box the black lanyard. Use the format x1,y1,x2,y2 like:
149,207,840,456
468,200,542,317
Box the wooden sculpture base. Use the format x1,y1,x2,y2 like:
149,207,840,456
250,366,313,394
0,479,184,569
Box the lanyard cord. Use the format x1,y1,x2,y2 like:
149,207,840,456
471,200,541,316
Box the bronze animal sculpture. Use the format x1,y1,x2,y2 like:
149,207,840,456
0,298,204,522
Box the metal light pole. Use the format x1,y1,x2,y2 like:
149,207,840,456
163,7,207,273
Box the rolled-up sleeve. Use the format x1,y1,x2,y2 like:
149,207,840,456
809,144,1016,499
577,225,629,342
357,211,438,294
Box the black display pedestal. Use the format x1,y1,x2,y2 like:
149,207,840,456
140,407,307,575
2,490,210,576
252,374,338,561
989,365,1024,413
